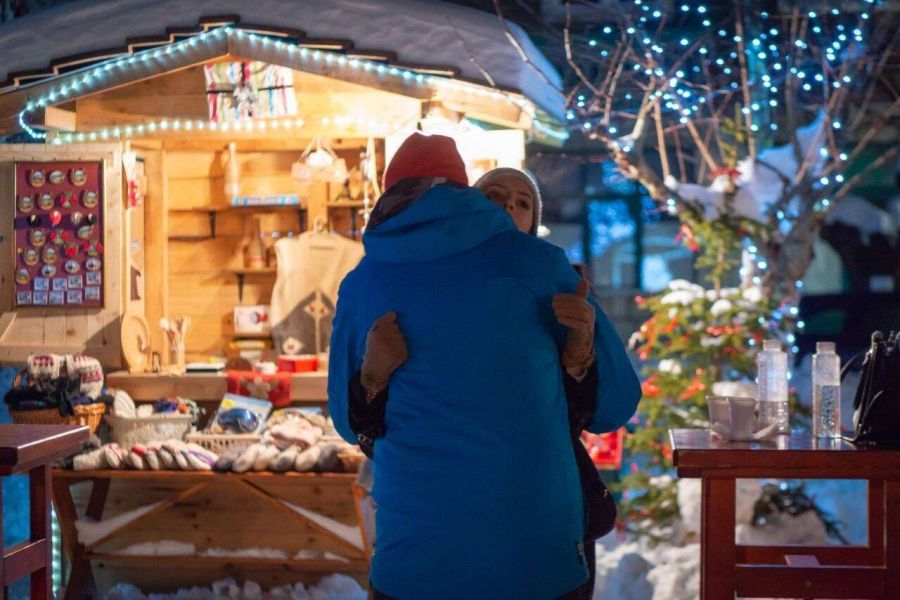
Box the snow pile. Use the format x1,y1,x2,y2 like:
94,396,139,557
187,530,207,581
75,502,164,546
115,541,195,556
594,539,697,600
826,195,898,244
111,543,352,563
666,113,827,222
106,575,366,600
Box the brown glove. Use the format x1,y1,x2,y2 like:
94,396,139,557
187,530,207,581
553,279,596,378
360,311,408,400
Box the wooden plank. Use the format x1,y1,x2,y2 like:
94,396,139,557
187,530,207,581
65,308,89,350
0,162,14,314
29,464,52,598
104,371,328,401
737,544,880,566
735,564,885,599
86,553,366,571
3,539,47,584
885,480,900,597
700,478,735,600
144,148,168,359
0,312,16,343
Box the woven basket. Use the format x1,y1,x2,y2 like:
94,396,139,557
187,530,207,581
10,402,106,433
185,432,260,455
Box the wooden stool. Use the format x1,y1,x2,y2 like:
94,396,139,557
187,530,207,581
0,424,89,600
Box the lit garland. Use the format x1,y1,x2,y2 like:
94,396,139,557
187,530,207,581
19,25,555,142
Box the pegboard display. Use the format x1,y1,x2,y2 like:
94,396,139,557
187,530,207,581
13,161,104,307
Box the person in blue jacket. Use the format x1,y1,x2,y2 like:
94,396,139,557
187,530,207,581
328,133,641,599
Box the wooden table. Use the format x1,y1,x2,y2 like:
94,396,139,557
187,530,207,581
670,428,900,600
0,424,89,600
52,469,367,599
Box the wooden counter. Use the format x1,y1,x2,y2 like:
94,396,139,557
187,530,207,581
106,370,328,403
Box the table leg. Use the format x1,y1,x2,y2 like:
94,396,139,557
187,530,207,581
53,478,108,600
886,480,900,596
30,464,52,599
1,482,5,600
700,477,736,600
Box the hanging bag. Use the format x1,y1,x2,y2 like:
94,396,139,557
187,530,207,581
843,330,900,445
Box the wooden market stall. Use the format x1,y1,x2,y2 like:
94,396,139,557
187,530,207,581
0,2,566,595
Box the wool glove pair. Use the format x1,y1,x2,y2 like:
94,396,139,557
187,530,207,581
553,279,596,378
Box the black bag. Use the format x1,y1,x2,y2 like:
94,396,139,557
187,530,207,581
845,330,900,445
573,438,617,540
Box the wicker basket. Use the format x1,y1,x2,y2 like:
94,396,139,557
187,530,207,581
10,402,106,433
104,414,194,447
185,432,260,455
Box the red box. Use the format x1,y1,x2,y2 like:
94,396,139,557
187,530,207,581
277,355,318,373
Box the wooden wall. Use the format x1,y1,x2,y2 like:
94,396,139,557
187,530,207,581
0,143,123,367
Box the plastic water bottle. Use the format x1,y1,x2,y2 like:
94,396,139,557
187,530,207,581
813,342,841,438
757,340,789,434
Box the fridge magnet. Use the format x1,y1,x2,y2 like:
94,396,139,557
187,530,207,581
70,211,84,226
41,264,57,278
77,225,93,240
84,241,103,257
86,271,102,286
30,229,46,247
34,277,50,291
66,290,83,304
43,246,58,264
52,278,66,291
60,191,75,208
49,291,65,305
67,275,83,289
38,193,54,210
27,214,40,227
86,213,98,225
23,248,39,266
18,195,33,212
33,291,48,305
72,168,87,186
84,287,101,301
85,257,102,272
64,259,81,274
82,190,98,207
49,170,65,184
64,244,77,258
30,169,45,187
15,268,30,285
49,210,62,227
16,291,32,305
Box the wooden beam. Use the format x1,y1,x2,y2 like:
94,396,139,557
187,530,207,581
735,564,885,599
32,106,76,132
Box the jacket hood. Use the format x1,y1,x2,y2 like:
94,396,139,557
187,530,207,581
363,184,516,263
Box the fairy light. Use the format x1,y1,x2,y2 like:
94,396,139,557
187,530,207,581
19,26,537,141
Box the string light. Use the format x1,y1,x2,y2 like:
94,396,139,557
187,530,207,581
18,26,537,142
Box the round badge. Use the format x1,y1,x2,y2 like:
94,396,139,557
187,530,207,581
65,259,81,274
70,212,84,226
86,257,101,272
30,229,46,247
15,268,30,284
27,214,41,227
42,247,57,264
41,264,56,278
72,168,87,186
30,170,45,188
77,225,93,240
18,195,34,212
23,248,39,266
38,193,54,210
82,190,98,208
49,170,65,185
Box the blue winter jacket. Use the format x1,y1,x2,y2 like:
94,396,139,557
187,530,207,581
328,184,641,599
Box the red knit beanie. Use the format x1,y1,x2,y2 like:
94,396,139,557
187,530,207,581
383,132,468,190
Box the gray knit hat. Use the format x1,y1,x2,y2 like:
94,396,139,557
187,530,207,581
474,168,543,236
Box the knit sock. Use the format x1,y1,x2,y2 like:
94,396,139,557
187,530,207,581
73,447,107,471
314,443,340,472
253,444,280,471
104,444,125,469
214,447,243,472
126,451,145,470
144,449,161,470
232,444,262,473
158,447,177,470
272,446,299,472
294,445,321,472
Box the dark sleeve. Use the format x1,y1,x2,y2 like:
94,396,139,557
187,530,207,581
348,370,388,459
564,360,599,434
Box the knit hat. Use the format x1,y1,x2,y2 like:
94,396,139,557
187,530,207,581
383,132,468,191
474,168,543,236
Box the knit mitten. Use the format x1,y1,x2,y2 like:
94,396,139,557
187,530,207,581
253,444,280,471
126,450,145,470
269,421,322,450
157,446,176,470
232,444,263,473
104,444,126,469
314,443,340,472
272,446,300,472
183,443,218,471
360,311,409,396
162,441,190,470
73,447,108,471
214,447,244,472
294,445,321,472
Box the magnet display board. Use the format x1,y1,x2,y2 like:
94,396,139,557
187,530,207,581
13,161,104,307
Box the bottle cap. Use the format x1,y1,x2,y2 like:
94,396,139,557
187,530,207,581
763,340,781,351
816,341,836,353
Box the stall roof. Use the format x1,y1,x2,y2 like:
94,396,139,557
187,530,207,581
0,0,565,122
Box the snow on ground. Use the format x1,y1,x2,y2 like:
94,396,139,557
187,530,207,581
106,574,366,600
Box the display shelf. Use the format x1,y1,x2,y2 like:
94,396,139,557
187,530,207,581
106,370,328,402
226,267,277,301
83,553,367,572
